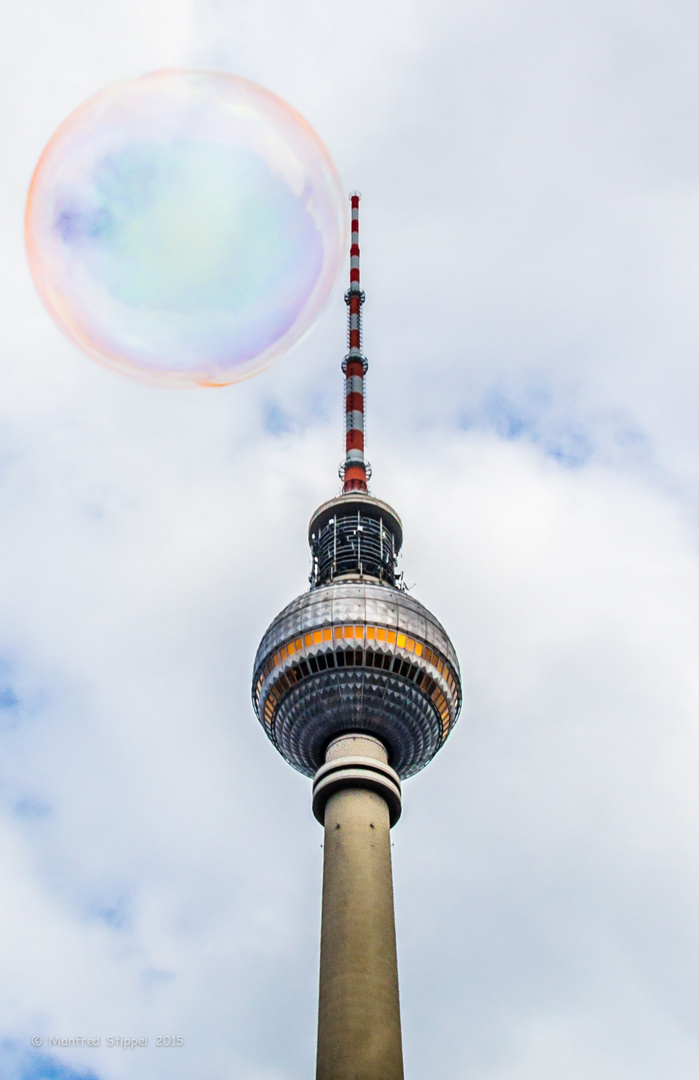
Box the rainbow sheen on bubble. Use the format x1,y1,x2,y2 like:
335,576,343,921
25,70,347,387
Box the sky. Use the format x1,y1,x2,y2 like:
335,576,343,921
3,0,699,1077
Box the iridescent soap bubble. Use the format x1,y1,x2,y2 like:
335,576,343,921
25,70,347,387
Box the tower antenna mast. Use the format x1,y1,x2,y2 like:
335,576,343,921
342,192,369,493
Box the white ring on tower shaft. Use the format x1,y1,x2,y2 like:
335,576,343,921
313,754,402,827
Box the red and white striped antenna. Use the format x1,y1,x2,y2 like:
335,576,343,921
341,192,369,493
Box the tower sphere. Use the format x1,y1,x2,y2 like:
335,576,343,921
252,492,462,779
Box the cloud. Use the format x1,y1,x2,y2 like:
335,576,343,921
2,0,699,1078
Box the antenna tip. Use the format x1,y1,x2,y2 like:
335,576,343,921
349,190,362,201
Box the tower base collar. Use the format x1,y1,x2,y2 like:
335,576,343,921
313,749,402,826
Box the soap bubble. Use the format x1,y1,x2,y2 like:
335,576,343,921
25,70,347,387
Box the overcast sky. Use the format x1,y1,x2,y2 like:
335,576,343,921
3,1,699,1078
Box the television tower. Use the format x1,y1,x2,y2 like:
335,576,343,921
252,193,462,1080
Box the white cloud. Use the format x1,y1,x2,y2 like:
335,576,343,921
3,0,699,1077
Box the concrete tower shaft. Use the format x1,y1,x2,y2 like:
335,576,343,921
315,735,403,1080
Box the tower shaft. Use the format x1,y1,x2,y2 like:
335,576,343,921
315,735,404,1080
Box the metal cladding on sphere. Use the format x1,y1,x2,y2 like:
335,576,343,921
252,193,462,782
252,576,461,779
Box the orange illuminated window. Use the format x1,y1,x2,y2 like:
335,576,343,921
354,626,364,638
323,628,332,641
415,642,423,657
406,637,415,651
313,631,322,645
344,626,354,638
397,633,406,648
366,626,376,639
377,627,386,641
283,644,292,658
295,638,303,651
437,659,444,674
304,633,312,647
273,654,281,667
387,631,396,645
334,626,343,639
